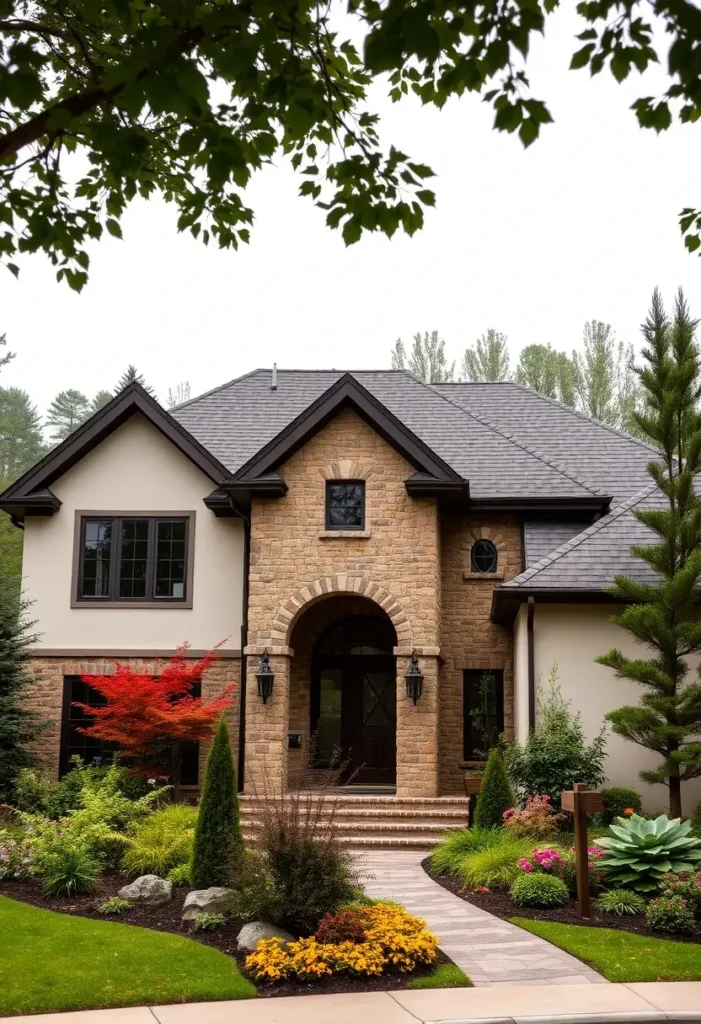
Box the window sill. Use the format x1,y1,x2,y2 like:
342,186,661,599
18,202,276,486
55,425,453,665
462,571,503,582
318,530,371,540
71,600,193,609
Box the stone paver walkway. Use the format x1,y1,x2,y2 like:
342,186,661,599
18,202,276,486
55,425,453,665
357,850,606,987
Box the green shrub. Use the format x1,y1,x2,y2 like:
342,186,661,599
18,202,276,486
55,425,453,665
473,749,514,830
599,788,643,825
39,842,100,898
122,804,197,876
658,871,701,914
594,889,646,916
502,795,564,840
598,814,701,892
645,895,695,934
166,863,191,887
97,897,132,915
14,758,158,821
460,840,532,891
429,827,504,875
193,912,227,932
226,849,276,923
511,872,569,908
190,717,243,889
503,667,607,807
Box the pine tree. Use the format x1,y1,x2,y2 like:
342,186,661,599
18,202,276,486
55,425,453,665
190,716,243,888
473,748,515,829
0,584,42,801
391,331,455,382
0,387,46,479
597,289,701,818
116,365,157,398
90,390,113,415
0,334,14,374
516,344,576,406
45,389,90,442
462,329,511,382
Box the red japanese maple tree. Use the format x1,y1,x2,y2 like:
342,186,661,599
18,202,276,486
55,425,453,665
75,644,235,798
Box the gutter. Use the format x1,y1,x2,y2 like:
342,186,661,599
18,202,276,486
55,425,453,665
226,495,250,793
527,596,535,732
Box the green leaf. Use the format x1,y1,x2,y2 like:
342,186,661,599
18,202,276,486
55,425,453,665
342,218,362,245
105,219,122,239
416,190,436,206
570,44,595,70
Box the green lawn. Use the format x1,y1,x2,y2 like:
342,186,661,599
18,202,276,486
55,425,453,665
406,962,473,989
512,917,701,982
0,895,256,1015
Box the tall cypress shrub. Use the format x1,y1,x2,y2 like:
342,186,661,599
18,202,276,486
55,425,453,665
0,585,42,801
474,748,514,829
190,716,243,888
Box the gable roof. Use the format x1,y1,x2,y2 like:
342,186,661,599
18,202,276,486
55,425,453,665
0,383,231,521
172,369,610,509
434,381,653,505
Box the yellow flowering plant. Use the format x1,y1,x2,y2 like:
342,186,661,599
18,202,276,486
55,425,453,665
244,903,438,983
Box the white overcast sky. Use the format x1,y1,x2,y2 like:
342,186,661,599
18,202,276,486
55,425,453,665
1,6,700,416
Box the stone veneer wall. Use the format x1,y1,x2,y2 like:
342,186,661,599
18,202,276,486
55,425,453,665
439,515,522,794
244,408,442,797
25,655,241,783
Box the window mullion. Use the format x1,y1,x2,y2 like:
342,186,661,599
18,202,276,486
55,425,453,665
146,518,156,600
111,518,122,601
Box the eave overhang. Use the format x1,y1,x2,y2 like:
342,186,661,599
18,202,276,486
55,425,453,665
491,586,624,625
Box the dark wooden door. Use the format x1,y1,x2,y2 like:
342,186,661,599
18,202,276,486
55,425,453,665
342,658,396,784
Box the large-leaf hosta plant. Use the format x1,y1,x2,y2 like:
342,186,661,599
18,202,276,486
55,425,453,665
598,814,701,892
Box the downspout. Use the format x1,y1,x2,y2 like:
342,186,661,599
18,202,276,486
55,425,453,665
228,497,250,793
527,596,536,732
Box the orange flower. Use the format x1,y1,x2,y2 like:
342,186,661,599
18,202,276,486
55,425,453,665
623,808,635,816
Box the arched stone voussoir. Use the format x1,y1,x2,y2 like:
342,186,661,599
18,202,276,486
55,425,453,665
273,576,412,645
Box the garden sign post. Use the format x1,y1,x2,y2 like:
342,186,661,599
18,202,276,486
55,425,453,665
561,783,603,921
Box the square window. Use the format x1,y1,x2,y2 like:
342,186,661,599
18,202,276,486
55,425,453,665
326,481,365,530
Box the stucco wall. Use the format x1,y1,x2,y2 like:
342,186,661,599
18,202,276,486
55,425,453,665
531,603,701,816
513,601,529,743
22,413,244,652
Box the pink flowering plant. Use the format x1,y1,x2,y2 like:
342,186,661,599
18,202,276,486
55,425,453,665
517,843,604,895
0,828,33,881
502,795,565,840
659,871,701,916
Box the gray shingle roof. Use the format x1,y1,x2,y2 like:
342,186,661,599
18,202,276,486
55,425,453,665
171,370,604,501
501,484,664,591
433,381,653,505
523,521,591,567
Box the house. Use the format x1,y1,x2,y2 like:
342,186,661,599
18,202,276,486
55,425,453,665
2,368,697,820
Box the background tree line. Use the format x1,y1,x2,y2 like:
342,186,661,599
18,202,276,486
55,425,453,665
391,323,645,439
0,343,191,595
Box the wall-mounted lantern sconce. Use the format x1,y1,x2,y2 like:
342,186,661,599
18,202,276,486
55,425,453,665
255,649,275,704
405,651,424,705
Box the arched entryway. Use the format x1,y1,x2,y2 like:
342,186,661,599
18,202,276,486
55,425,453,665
311,614,397,784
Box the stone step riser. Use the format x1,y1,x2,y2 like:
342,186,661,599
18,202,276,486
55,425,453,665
239,809,468,821
242,833,441,849
238,799,468,811
240,819,463,834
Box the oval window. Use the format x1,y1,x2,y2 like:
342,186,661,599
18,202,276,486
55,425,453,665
471,539,498,574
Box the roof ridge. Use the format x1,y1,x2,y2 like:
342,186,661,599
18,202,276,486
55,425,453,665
422,379,607,499
502,482,658,589
437,379,658,454
171,367,266,410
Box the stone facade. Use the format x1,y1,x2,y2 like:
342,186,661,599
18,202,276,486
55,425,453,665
25,655,241,784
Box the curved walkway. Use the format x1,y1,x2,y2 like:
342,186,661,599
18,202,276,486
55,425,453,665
357,850,607,987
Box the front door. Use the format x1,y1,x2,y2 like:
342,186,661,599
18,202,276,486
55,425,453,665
311,616,396,784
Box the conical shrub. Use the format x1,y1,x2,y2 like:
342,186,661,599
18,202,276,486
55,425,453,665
190,716,243,888
474,748,514,829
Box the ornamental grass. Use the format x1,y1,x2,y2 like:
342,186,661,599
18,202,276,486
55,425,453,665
244,903,438,982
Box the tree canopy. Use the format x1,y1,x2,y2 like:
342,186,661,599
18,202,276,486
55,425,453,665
391,330,454,382
2,1,701,290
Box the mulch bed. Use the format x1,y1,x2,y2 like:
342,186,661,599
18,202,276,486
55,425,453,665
421,857,701,944
0,877,451,998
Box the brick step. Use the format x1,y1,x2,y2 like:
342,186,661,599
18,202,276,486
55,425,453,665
242,831,443,850
238,795,468,810
240,818,463,835
240,806,468,822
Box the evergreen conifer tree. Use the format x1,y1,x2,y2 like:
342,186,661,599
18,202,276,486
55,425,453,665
473,748,515,829
45,389,90,442
115,365,157,399
190,716,243,888
0,584,41,800
597,289,701,818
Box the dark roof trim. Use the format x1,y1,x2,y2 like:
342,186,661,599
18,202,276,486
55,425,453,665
0,384,231,521
229,373,463,485
470,495,612,515
0,488,62,521
405,474,470,500
491,587,623,625
220,473,289,506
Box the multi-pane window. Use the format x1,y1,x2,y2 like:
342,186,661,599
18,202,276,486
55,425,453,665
78,515,190,602
471,538,498,574
60,675,199,785
463,669,504,761
326,481,365,530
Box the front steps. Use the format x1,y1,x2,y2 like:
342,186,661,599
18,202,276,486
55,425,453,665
239,793,469,849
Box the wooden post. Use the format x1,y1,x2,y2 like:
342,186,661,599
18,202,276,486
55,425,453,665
561,782,603,921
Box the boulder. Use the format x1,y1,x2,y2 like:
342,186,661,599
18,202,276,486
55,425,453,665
118,874,172,907
182,887,237,921
236,921,295,951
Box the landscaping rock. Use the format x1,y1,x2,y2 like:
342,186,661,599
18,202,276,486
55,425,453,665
118,875,172,907
236,921,295,951
182,887,237,921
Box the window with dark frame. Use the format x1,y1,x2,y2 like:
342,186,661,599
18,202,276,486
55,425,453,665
471,538,498,574
59,675,200,785
463,669,504,761
78,515,189,602
325,481,365,530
